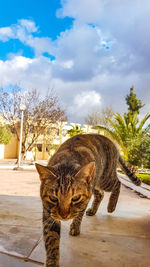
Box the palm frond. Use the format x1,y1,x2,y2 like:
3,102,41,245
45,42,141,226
137,113,150,133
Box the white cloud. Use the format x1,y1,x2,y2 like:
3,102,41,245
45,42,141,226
0,19,38,43
26,36,53,57
74,90,101,109
68,90,101,122
58,60,74,69
0,55,52,89
0,53,149,123
51,22,111,81
57,0,104,23
18,19,38,33
0,20,53,57
57,0,150,75
0,0,150,123
0,27,14,41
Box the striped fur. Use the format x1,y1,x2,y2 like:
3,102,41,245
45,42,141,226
35,134,141,267
119,156,141,185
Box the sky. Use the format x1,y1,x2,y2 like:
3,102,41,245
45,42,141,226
0,0,150,123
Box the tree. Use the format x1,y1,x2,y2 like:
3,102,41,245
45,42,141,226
94,112,150,165
0,125,12,145
85,107,114,127
128,133,150,167
94,87,150,167
125,86,144,116
0,86,67,156
141,133,150,168
67,124,84,137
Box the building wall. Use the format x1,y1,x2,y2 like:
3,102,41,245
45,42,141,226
1,122,102,160
4,135,18,159
0,144,4,159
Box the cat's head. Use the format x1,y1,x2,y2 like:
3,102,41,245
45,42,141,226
35,162,95,221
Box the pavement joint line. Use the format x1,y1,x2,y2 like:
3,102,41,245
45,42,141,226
0,251,42,264
26,235,43,259
91,231,150,239
0,251,43,265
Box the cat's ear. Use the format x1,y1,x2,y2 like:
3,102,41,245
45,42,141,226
75,162,95,183
35,163,57,181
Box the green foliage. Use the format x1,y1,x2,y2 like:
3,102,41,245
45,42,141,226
95,115,148,159
67,124,84,137
0,125,12,145
127,133,150,167
137,173,150,186
94,87,150,167
96,113,150,165
125,86,144,115
137,173,150,179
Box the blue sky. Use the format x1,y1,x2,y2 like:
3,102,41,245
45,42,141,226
0,0,150,123
0,0,73,60
0,0,72,38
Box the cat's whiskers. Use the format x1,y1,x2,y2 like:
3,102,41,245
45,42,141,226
43,215,55,224
43,217,61,232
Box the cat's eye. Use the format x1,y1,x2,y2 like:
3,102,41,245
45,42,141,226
72,194,81,202
49,195,58,203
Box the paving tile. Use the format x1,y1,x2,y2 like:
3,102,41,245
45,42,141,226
0,169,150,267
0,195,42,257
0,253,43,267
29,240,44,264
29,200,150,267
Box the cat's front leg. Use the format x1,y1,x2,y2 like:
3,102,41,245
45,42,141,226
43,214,61,267
86,188,104,216
69,209,85,236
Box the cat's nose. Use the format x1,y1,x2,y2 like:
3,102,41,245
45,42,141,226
61,214,68,219
59,208,70,219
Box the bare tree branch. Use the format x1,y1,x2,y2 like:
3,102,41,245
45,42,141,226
0,86,67,156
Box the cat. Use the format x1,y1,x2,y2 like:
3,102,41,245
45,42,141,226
35,134,141,267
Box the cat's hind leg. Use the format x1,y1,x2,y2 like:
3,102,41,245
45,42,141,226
107,179,121,213
86,188,104,216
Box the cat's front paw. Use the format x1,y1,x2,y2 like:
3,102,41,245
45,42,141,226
86,208,96,216
107,203,116,213
45,263,59,267
69,225,80,236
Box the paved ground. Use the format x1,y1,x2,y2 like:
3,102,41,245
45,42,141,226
0,169,150,267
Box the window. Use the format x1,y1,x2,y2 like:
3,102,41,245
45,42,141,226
37,144,42,152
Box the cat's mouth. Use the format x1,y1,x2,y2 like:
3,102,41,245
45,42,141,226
60,217,70,221
51,212,73,221
58,213,73,221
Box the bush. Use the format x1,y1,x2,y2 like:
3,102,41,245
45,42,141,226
0,125,12,145
137,173,150,186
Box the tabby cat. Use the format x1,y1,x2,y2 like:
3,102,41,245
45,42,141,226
35,134,141,267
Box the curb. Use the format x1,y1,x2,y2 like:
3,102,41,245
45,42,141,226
118,173,150,199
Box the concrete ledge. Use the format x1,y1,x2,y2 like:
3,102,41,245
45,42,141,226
118,173,150,199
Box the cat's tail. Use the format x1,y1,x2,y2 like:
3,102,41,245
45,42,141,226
119,156,141,186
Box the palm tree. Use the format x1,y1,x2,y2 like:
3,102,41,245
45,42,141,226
67,124,84,137
94,113,150,164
